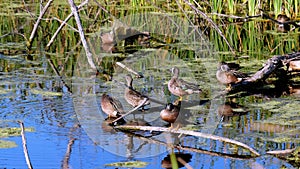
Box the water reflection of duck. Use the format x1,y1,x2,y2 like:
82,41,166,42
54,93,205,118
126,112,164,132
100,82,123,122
124,74,150,108
218,102,248,117
160,100,181,128
277,14,290,32
168,67,202,100
125,119,161,137
100,31,116,52
101,93,124,118
216,63,246,85
102,117,126,133
161,152,192,169
289,85,300,97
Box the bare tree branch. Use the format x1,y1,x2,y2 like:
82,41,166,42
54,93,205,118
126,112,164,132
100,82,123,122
67,0,97,70
27,0,53,49
46,0,88,49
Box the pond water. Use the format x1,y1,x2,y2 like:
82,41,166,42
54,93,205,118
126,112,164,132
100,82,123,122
0,1,300,169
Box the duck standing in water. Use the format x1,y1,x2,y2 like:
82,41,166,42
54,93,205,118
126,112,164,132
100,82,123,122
160,100,181,128
101,93,124,118
168,67,202,100
124,74,150,108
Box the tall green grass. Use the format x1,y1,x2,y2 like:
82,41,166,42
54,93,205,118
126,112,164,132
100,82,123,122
0,0,299,61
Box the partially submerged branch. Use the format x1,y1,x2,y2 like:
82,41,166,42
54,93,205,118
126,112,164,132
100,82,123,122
110,98,149,125
18,121,33,169
114,125,260,157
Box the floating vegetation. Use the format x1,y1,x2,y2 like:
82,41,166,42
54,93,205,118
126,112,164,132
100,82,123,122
0,127,34,149
30,89,63,97
105,161,148,168
250,100,282,110
0,127,35,138
0,140,17,148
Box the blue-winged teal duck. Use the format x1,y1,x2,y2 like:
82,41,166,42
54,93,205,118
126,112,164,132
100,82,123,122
124,74,150,107
216,63,246,85
101,93,124,118
168,67,202,99
160,100,181,128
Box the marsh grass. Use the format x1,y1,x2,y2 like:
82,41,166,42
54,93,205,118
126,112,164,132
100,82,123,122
0,0,299,68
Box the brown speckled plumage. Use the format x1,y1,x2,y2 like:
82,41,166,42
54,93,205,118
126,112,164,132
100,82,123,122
101,93,124,117
124,74,150,107
168,67,202,97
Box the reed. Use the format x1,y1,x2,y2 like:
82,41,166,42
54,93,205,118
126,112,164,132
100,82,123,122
273,0,282,16
0,0,299,61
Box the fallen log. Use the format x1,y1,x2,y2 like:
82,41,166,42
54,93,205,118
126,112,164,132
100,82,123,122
230,51,300,92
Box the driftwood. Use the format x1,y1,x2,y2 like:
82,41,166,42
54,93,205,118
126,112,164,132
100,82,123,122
114,125,260,157
18,121,33,169
230,52,300,91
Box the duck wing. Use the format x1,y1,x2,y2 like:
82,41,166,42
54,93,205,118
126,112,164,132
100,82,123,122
110,97,124,113
176,78,201,91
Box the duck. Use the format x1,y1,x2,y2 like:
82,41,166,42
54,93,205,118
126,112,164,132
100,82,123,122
160,100,181,128
168,67,202,100
277,14,290,32
288,60,300,71
216,63,247,85
124,74,150,107
101,93,124,118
